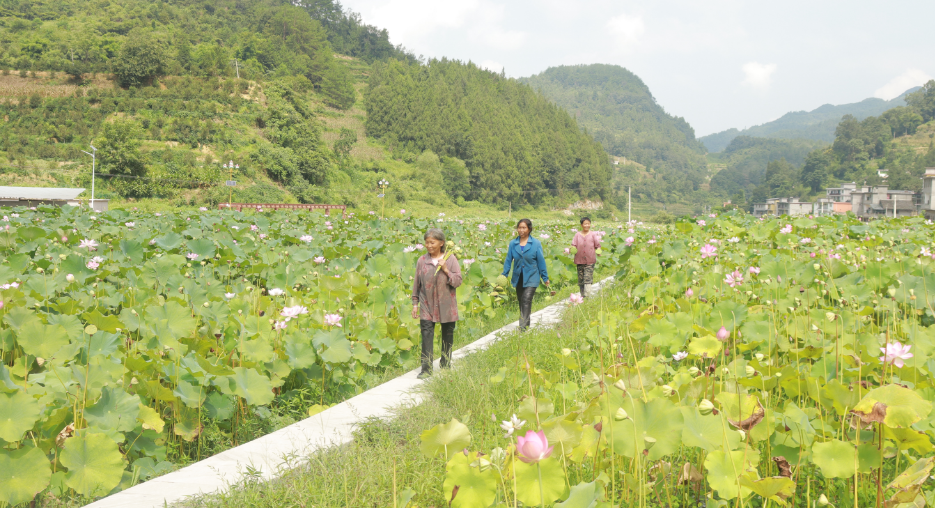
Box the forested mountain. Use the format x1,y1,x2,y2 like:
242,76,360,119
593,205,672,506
520,64,708,205
701,88,921,152
366,59,613,205
0,0,614,212
728,81,935,207
707,136,827,200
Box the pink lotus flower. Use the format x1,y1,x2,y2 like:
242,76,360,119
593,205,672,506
463,258,475,268
187,253,199,260
478,224,487,231
685,288,694,298
568,293,584,305
300,235,313,243
250,225,259,231
717,327,729,340
724,270,743,287
274,321,288,330
516,430,554,463
697,220,706,227
86,260,99,270
281,306,309,319
324,314,342,327
314,256,326,264
564,247,570,254
748,267,760,275
880,342,913,368
624,236,634,247
780,224,792,234
673,351,688,361
700,244,717,259
79,238,98,250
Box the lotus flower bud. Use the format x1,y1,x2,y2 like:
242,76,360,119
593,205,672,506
36,267,44,273
813,263,820,270
818,494,831,506
561,348,572,356
716,327,729,340
699,399,714,415
755,353,764,362
662,385,675,397
203,301,210,307
615,408,628,420
737,429,746,440
745,365,756,377
826,312,836,322
887,288,896,297
613,379,627,392
66,273,75,283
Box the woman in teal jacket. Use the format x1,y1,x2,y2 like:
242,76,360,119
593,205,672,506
501,218,550,331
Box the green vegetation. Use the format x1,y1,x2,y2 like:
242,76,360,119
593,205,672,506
521,64,708,207
708,136,827,202
701,86,922,152
366,59,613,206
0,205,600,505
188,212,935,507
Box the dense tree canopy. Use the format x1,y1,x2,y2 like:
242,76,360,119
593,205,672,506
366,59,613,205
520,64,708,205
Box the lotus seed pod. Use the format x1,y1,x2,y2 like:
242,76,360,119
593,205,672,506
813,263,820,270
615,408,628,421
662,385,675,396
826,312,836,322
818,494,830,506
688,366,700,376
755,353,764,362
699,399,714,415
745,365,756,377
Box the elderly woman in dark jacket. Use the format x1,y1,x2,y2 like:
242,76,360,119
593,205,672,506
411,228,462,378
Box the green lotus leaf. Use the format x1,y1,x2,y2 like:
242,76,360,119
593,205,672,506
645,318,682,350
514,457,568,506
738,476,796,505
443,451,498,508
61,431,125,497
0,446,52,506
137,404,165,433
687,335,721,358
555,480,600,508
517,396,555,424
419,418,471,458
680,406,741,452
542,417,583,452
16,320,69,359
884,427,935,454
153,232,184,250
0,390,41,441
228,367,275,406
204,392,235,421
84,386,141,434
610,396,683,460
852,384,932,428
811,440,856,478
284,336,318,369
173,380,206,408
704,448,759,499
888,456,935,490
187,238,217,258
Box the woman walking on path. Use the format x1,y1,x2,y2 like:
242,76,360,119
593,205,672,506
571,216,600,298
501,218,550,331
411,228,462,379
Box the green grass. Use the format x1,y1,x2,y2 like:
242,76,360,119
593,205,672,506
179,279,612,508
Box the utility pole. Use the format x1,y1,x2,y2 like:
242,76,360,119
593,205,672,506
628,186,631,223
231,59,240,79
81,145,96,211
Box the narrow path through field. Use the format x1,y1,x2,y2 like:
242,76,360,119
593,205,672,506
84,278,613,508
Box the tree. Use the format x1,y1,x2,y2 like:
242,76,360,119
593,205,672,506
906,79,935,122
95,120,146,176
332,128,357,160
112,29,167,87
800,150,831,192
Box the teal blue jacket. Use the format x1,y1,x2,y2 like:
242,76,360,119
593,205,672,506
502,236,549,288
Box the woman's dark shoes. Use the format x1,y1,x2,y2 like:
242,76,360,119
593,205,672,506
417,370,432,379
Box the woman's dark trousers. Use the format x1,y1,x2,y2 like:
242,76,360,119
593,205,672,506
516,285,537,331
420,320,455,374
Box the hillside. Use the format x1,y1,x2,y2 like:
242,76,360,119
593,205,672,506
0,0,614,216
701,87,921,152
520,64,709,207
707,136,827,200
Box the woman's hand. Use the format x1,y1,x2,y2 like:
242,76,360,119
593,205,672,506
411,305,419,320
544,280,550,286
439,262,449,275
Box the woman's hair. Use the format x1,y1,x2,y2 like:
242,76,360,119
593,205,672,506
423,228,446,252
516,218,533,232
580,216,591,225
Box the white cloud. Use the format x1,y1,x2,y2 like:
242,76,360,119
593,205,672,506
606,13,645,48
480,60,504,73
741,62,777,89
365,0,480,42
874,69,932,100
482,29,527,51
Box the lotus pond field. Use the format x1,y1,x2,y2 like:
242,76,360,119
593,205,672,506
406,213,935,508
0,205,592,506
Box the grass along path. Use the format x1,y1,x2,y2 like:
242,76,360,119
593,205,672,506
180,281,615,507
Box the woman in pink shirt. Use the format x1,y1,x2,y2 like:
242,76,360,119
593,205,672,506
571,217,600,298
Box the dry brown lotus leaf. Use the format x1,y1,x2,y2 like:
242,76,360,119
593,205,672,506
772,456,792,478
55,422,75,448
726,400,766,431
678,462,703,486
852,401,887,425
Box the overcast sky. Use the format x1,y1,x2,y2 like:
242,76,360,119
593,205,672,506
339,0,934,136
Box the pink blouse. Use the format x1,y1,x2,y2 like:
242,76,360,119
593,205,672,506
572,231,601,265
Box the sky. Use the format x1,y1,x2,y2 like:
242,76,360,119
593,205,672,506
337,0,935,136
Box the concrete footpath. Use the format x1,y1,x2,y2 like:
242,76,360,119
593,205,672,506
84,279,612,508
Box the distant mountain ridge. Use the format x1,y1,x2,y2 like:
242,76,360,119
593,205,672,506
520,64,708,205
700,87,921,152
